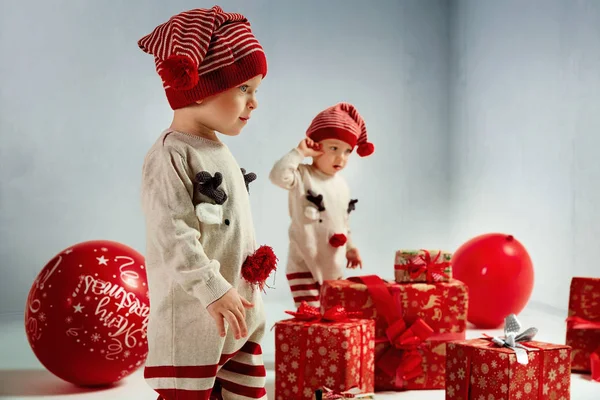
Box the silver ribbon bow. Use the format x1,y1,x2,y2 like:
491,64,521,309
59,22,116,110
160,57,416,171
491,314,538,365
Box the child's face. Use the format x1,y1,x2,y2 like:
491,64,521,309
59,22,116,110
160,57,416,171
195,75,262,136
313,139,354,175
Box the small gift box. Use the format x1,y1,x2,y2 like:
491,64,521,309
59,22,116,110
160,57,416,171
314,386,375,399
274,303,375,400
445,314,572,399
321,275,468,391
565,276,600,380
394,249,452,283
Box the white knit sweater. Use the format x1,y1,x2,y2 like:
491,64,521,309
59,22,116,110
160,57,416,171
140,130,265,390
269,148,356,284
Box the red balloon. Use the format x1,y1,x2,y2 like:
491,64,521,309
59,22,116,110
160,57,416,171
452,233,534,329
24,240,149,386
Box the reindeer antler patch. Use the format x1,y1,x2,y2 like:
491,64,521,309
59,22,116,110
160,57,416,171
195,171,227,205
348,199,358,214
306,189,325,212
241,168,257,193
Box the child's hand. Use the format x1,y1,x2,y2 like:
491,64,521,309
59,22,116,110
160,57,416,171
346,248,363,269
206,288,254,339
297,138,324,158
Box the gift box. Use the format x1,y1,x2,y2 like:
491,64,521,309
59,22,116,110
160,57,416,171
320,275,468,390
274,303,375,400
394,249,452,283
446,315,571,399
565,276,600,379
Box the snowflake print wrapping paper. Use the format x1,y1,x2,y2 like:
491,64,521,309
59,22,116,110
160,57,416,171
445,339,571,400
274,318,375,400
565,277,600,378
320,277,468,391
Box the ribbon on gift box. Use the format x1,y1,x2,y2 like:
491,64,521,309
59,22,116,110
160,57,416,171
486,313,538,365
283,302,370,393
566,316,600,330
394,250,450,282
346,275,465,388
285,301,362,322
315,386,375,399
566,316,600,382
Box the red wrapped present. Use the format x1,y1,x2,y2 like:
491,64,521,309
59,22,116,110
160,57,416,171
394,249,452,283
274,302,375,400
446,314,571,399
565,276,600,380
320,275,468,390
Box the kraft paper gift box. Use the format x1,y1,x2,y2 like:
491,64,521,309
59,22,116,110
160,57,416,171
394,249,452,283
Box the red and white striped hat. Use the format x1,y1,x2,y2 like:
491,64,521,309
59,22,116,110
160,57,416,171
138,6,267,110
306,103,374,157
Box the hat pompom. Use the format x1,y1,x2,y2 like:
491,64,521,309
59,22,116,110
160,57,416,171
158,54,199,90
357,142,374,157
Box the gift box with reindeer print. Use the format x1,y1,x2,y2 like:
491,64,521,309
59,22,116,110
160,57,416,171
320,275,468,391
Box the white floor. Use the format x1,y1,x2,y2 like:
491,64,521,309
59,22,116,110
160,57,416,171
0,303,597,399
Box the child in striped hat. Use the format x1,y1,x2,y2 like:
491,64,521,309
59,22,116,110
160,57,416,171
138,6,276,400
269,103,374,309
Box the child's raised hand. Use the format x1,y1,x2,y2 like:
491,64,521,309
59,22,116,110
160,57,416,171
206,288,254,339
346,248,363,269
297,138,324,158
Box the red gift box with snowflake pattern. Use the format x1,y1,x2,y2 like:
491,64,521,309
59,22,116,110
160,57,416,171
320,275,468,390
445,338,571,399
274,315,375,400
565,277,600,378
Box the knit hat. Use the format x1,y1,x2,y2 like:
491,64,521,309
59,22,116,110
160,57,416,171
138,6,268,110
305,103,374,157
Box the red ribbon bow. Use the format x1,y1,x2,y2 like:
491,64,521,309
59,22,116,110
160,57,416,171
566,316,600,382
347,275,434,388
377,315,434,387
285,301,362,322
566,316,600,330
395,250,450,282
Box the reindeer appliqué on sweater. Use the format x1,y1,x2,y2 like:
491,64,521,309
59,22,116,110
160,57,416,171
241,168,256,193
192,169,276,289
193,168,257,226
347,199,358,214
305,189,325,222
194,171,228,225
304,189,354,248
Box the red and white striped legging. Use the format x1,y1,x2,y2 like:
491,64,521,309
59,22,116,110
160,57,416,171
286,271,321,308
146,341,266,400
